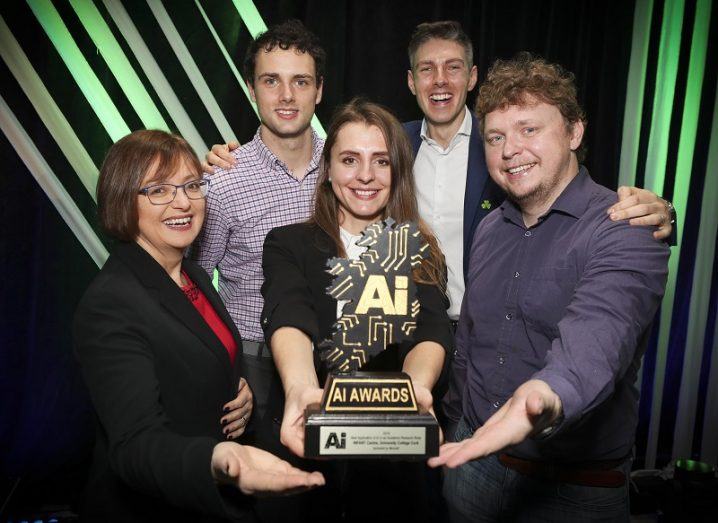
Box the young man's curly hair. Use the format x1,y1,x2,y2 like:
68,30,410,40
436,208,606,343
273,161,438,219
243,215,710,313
475,53,587,161
243,19,326,86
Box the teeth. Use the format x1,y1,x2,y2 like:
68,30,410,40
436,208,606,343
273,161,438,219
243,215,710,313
430,93,451,101
508,163,536,174
354,189,378,196
164,217,191,226
277,109,296,114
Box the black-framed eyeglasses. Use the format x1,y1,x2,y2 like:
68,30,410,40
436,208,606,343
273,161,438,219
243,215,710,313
138,179,210,205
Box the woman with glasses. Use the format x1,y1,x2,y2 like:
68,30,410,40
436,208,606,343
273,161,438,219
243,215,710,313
73,130,324,522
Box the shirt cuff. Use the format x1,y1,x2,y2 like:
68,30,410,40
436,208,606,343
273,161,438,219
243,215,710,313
531,369,581,431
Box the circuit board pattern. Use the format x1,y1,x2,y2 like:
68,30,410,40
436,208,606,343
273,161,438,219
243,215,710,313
319,220,428,372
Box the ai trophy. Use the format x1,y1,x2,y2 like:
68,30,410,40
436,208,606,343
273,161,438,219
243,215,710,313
304,220,440,459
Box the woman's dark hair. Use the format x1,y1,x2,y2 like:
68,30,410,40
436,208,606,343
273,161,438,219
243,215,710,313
243,19,326,86
97,130,201,241
311,98,446,289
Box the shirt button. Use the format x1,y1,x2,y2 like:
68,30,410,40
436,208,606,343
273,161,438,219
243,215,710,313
514,271,520,278
524,230,532,237
505,313,512,320
453,349,458,357
492,400,501,409
498,356,505,365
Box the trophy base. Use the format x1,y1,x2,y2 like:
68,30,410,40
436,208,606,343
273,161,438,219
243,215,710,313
304,407,439,460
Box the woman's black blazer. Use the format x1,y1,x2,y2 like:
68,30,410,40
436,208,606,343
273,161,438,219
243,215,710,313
260,222,453,374
73,242,252,522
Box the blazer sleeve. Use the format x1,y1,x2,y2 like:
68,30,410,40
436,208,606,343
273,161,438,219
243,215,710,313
261,226,321,344
73,286,247,519
410,281,453,355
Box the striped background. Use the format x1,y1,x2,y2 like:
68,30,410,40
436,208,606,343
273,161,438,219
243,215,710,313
1,0,716,471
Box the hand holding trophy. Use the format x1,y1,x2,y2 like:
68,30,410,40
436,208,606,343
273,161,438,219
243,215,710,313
304,220,441,459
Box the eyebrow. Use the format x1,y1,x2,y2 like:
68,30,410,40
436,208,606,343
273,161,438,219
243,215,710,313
338,149,389,156
416,58,466,67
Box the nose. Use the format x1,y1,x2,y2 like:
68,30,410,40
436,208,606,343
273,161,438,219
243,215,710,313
279,81,294,103
356,161,375,183
172,186,192,209
502,133,522,159
434,66,447,86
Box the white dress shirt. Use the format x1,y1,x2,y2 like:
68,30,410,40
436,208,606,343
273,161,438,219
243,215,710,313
413,107,472,320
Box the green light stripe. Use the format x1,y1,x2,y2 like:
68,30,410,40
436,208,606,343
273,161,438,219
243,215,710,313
0,94,108,268
672,0,716,461
0,15,98,199
643,0,686,469
68,0,168,131
146,0,237,144
643,0,685,196
619,0,654,188
229,0,326,138
100,0,207,155
230,0,268,38
194,0,259,118
26,0,130,141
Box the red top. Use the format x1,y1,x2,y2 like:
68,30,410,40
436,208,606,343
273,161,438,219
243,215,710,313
181,271,237,365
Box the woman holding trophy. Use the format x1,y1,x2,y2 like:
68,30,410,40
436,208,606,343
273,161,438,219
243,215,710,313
260,98,453,521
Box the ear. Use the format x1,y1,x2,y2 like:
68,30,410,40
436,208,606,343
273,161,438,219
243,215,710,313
569,120,585,151
407,70,417,95
315,78,324,104
248,83,257,103
468,65,478,92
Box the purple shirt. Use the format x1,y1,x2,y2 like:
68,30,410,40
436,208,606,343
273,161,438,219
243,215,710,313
191,129,324,341
452,168,669,461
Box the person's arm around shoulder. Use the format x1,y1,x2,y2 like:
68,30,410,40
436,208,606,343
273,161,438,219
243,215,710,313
608,186,674,241
202,141,241,174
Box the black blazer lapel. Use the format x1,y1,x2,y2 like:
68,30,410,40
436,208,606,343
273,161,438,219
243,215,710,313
463,114,489,260
115,243,233,383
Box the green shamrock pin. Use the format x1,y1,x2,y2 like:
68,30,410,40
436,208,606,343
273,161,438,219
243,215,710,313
481,200,492,210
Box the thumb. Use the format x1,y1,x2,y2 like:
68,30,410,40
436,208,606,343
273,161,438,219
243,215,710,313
525,391,546,417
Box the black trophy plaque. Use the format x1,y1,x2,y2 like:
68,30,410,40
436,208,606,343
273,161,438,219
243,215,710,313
304,372,439,459
304,220,440,459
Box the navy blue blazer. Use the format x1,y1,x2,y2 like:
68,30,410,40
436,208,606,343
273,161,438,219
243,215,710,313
404,113,505,281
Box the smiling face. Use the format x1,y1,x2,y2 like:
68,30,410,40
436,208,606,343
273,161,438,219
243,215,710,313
407,38,477,134
135,159,205,265
249,46,323,140
483,99,583,213
329,122,392,234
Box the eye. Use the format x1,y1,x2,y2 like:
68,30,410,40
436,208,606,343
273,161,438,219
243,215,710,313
185,180,202,193
296,78,310,87
523,127,538,135
486,135,503,145
264,77,277,86
341,156,357,165
376,158,390,166
147,185,167,196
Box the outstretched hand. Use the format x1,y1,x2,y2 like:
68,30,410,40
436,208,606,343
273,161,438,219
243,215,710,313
427,379,561,469
280,384,324,457
211,442,325,496
608,186,673,240
201,141,241,174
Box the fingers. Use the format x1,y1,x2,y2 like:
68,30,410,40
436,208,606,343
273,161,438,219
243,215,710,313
241,470,326,497
228,140,241,152
201,161,215,175
204,143,237,171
